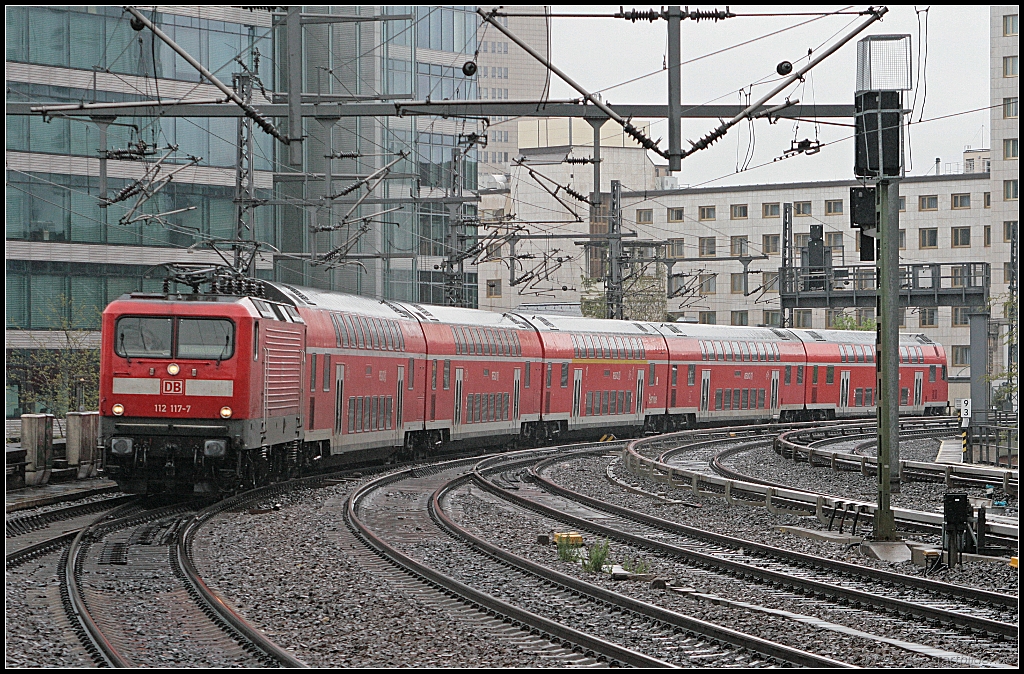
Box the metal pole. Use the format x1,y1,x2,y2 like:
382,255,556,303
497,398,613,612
874,178,900,540
588,118,604,285
782,202,793,327
667,6,681,172
609,180,624,320
286,7,304,166
969,308,991,427
235,73,256,275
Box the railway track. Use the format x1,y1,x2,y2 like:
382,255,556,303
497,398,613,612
463,446,1017,665
348,447,854,668
624,420,1018,546
58,496,302,668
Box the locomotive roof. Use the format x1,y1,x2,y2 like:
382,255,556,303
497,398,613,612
390,301,531,330
267,282,413,321
787,328,941,347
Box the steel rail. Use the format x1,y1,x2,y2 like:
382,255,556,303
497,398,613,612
452,456,853,667
472,453,1017,638
345,456,673,669
6,495,139,538
624,424,1019,541
531,449,1018,609
63,501,187,668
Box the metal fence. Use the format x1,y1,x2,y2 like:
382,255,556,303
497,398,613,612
969,420,1018,468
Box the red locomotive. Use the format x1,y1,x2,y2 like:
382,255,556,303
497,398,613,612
100,281,948,493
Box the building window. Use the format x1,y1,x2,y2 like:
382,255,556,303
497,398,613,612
920,308,937,327
698,311,717,325
1005,97,1019,118
1006,14,1019,36
486,279,502,297
951,266,968,288
856,308,874,325
951,227,971,248
699,237,716,257
731,310,748,326
699,205,716,220
898,229,906,249
763,271,779,292
1006,262,1015,284
762,202,780,218
794,201,811,216
951,193,971,209
793,309,812,328
984,225,992,247
763,310,781,327
952,346,970,367
825,309,843,328
731,273,745,294
1005,138,1019,160
699,274,716,294
825,232,843,251
825,199,843,215
794,233,810,250
898,196,906,211
762,234,780,254
668,238,686,258
730,235,748,256
730,204,748,219
636,209,654,224
667,207,684,222
1005,179,1019,200
952,307,970,327
1004,55,1018,78
984,192,991,208
919,228,938,248
897,307,906,327
1006,221,1018,242
919,195,938,211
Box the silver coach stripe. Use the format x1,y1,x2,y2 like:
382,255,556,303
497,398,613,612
185,379,234,397
112,378,161,395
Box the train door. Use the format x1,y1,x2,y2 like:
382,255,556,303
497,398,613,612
770,370,780,418
913,371,923,409
839,370,850,416
571,368,583,427
453,368,464,438
333,364,346,452
698,370,711,422
634,367,645,425
395,365,404,447
513,368,521,422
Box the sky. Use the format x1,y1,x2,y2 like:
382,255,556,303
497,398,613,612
548,5,992,187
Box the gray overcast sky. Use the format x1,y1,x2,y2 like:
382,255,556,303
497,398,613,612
548,5,991,188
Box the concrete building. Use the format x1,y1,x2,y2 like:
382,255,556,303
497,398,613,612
989,6,1019,410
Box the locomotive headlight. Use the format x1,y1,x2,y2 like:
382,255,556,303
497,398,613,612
111,437,133,455
220,406,233,419
167,363,180,376
204,439,227,458
112,403,125,416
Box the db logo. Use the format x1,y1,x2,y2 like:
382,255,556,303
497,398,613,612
162,380,183,395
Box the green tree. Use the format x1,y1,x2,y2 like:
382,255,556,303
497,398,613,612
829,313,876,331
7,294,100,436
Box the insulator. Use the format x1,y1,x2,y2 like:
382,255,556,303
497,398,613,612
162,279,170,294
563,157,595,165
618,8,661,22
685,7,735,22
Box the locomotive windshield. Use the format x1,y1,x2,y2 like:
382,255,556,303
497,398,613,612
115,317,172,357
114,317,234,360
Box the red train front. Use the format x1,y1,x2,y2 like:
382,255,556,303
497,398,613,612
100,289,306,493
